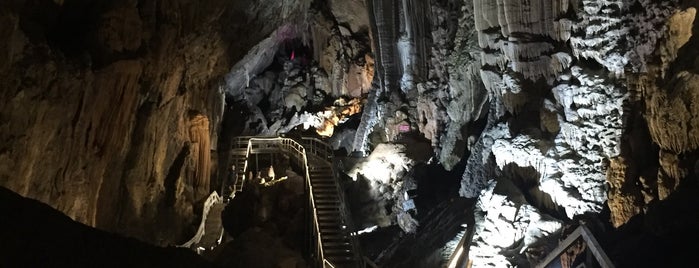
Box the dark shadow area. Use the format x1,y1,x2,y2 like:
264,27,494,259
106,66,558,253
219,153,307,267
603,175,699,267
215,98,249,196
413,160,466,216
375,198,474,268
164,145,190,207
20,0,103,57
352,154,471,267
0,186,218,268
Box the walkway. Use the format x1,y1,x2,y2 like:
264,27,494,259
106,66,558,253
307,154,358,266
180,136,363,268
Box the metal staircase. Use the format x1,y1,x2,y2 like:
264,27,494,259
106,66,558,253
309,157,357,266
229,137,250,196
185,136,362,267
246,137,363,268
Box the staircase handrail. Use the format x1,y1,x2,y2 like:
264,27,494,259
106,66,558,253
301,137,364,268
247,137,329,267
178,191,223,248
536,224,614,268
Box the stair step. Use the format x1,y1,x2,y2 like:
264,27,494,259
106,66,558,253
322,238,351,244
317,218,342,223
317,211,340,216
321,232,348,238
316,209,341,214
315,205,340,210
315,203,340,208
324,248,353,254
323,248,352,254
320,233,346,238
320,227,346,232
319,225,344,231
323,244,352,250
314,192,339,196
310,177,334,181
317,219,343,225
312,188,337,193
315,200,339,204
312,186,336,191
320,226,345,231
311,180,336,185
311,177,334,180
326,260,359,266
310,165,333,170
326,256,355,261
315,200,340,205
312,186,337,190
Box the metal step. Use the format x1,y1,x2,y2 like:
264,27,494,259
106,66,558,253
314,193,340,198
312,188,337,193
315,204,340,210
325,255,356,262
318,223,344,230
310,173,333,178
317,217,343,223
323,241,351,246
317,209,341,214
312,184,337,189
315,196,340,201
310,177,335,182
311,180,334,184
321,237,350,245
315,201,340,206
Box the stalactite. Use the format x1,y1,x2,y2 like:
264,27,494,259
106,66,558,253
352,87,380,153
189,114,211,197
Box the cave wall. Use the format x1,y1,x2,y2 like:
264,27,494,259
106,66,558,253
0,0,298,245
354,0,699,266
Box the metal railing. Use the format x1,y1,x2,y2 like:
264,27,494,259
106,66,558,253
302,137,363,268
178,191,223,249
300,137,334,160
446,224,474,268
244,137,331,267
229,136,363,267
536,224,614,268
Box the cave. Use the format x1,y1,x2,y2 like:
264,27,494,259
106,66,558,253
2,0,699,267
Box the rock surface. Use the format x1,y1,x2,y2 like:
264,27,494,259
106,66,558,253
0,0,301,245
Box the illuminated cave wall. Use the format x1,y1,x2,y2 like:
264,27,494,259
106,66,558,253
0,0,309,245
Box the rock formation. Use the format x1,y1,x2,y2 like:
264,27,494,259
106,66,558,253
0,0,303,245
3,0,699,267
